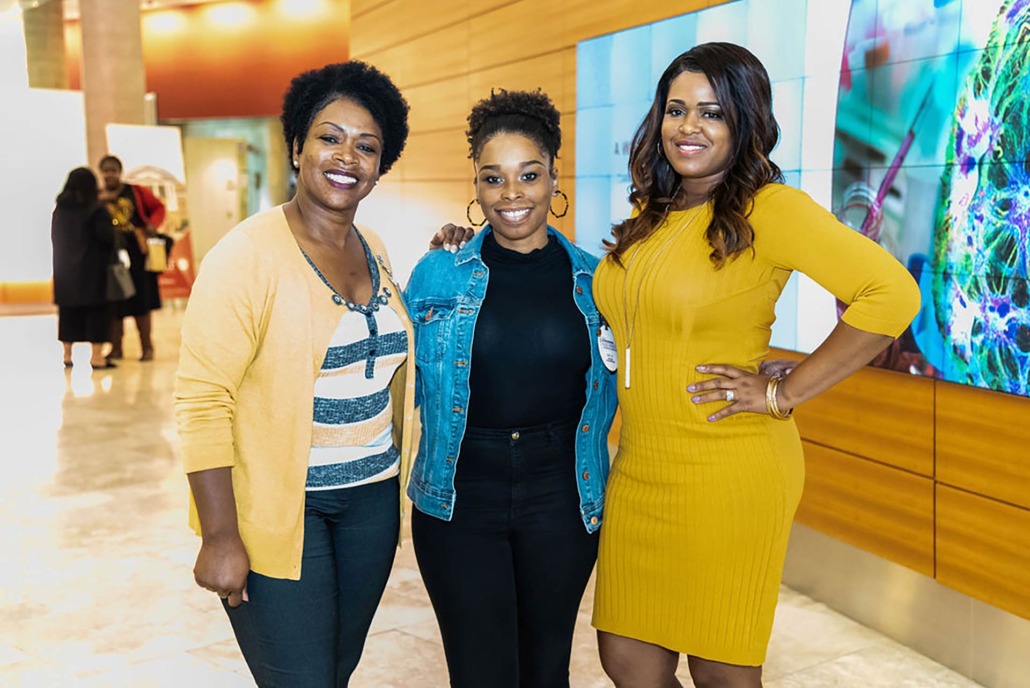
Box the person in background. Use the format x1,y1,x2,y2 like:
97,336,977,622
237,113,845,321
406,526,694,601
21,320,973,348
98,154,169,362
174,61,414,688
590,42,921,687
405,89,618,688
51,167,117,369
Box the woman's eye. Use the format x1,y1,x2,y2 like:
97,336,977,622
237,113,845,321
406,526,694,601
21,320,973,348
702,111,723,119
484,175,502,184
358,144,378,154
521,172,538,182
665,107,684,117
319,135,338,144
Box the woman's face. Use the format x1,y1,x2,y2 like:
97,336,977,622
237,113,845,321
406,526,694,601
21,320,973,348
294,97,382,213
474,132,556,253
660,70,733,202
99,161,122,192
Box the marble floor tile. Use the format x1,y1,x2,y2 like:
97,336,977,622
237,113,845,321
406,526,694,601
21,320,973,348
0,310,983,687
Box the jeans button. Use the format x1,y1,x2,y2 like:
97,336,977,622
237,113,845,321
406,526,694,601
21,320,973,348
511,431,520,441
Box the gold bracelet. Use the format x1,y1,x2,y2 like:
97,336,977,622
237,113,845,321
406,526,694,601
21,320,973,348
766,376,793,420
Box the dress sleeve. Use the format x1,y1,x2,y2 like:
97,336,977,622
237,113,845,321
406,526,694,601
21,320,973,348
173,231,266,473
751,184,921,338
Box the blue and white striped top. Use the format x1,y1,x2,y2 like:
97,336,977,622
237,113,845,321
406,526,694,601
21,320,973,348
307,303,408,490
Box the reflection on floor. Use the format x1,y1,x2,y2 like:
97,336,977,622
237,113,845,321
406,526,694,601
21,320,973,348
0,309,983,687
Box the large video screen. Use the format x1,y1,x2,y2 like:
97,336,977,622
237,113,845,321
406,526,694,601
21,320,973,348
576,0,1029,397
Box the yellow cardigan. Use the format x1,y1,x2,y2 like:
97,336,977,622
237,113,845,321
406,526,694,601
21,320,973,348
174,206,416,580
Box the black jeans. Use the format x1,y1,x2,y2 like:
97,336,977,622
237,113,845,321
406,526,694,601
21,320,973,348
412,419,599,688
224,477,399,688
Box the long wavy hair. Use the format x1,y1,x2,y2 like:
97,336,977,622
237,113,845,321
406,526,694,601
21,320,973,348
606,42,783,267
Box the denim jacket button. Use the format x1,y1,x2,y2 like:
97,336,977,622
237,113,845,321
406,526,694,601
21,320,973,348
590,516,599,526
442,504,450,510
582,471,590,480
511,431,520,441
593,380,599,390
581,424,590,432
576,286,584,294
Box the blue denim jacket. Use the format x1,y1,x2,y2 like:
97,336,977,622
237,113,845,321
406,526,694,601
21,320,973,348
404,227,618,533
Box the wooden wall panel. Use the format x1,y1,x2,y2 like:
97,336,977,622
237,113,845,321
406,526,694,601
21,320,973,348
795,441,934,576
469,0,569,72
402,129,472,182
562,0,712,46
351,0,480,57
793,365,934,477
374,23,471,87
468,48,577,113
403,76,471,133
937,485,1030,621
352,0,391,17
767,349,934,477
937,382,1030,510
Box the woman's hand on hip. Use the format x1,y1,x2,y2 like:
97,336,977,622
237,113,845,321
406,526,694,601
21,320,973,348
429,223,475,252
688,364,773,422
194,533,251,608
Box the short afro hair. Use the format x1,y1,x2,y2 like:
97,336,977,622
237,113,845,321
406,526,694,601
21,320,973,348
466,89,562,164
281,61,410,175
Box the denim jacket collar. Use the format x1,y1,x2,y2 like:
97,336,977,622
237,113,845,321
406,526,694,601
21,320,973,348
454,225,596,275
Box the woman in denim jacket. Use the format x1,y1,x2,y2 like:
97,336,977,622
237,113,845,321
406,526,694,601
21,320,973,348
405,89,618,688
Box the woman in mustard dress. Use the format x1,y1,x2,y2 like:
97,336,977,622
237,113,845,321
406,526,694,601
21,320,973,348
591,43,921,687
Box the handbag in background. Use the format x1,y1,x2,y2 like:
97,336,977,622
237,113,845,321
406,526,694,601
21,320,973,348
145,236,168,272
107,261,136,301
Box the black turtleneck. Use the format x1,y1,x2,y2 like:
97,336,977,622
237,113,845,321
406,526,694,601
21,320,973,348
466,231,590,429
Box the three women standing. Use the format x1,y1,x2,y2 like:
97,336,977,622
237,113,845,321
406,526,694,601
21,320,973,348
406,89,617,687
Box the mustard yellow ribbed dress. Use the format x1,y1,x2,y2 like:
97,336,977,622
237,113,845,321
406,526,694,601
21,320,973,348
591,184,920,665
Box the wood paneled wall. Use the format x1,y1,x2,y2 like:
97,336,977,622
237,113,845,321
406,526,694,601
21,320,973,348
350,0,1030,623
775,346,1030,621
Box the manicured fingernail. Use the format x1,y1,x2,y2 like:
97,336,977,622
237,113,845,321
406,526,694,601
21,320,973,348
459,241,467,248
691,396,700,403
687,384,697,392
696,365,707,371
707,415,716,422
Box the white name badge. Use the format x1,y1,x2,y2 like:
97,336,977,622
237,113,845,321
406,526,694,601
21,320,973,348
597,324,617,372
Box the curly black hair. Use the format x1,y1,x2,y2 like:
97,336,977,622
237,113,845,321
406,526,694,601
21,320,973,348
281,61,410,175
466,89,561,163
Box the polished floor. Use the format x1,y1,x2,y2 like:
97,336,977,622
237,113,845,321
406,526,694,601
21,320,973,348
0,308,983,687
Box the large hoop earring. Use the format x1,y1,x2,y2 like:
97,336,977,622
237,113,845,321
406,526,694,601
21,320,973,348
549,189,569,219
466,199,487,227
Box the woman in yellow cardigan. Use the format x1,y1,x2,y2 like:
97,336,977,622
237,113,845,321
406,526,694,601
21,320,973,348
174,62,413,688
591,43,921,687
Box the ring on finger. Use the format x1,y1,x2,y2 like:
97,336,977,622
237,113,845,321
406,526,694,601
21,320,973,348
725,389,735,402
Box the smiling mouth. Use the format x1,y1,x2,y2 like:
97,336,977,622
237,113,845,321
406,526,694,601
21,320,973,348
676,143,706,154
498,208,532,222
325,171,358,186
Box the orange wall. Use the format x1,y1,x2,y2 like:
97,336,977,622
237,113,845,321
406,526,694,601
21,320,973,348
64,0,350,120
